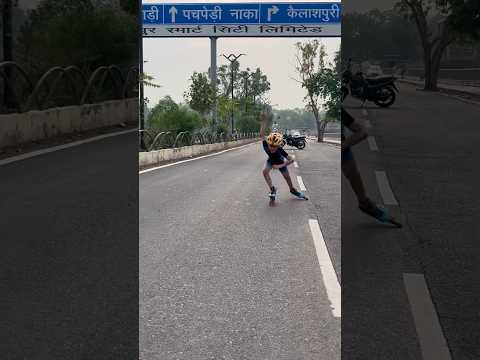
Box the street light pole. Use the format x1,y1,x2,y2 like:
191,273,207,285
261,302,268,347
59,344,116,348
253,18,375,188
138,0,146,151
231,65,234,132
2,0,14,110
209,37,218,129
243,71,254,113
221,53,245,135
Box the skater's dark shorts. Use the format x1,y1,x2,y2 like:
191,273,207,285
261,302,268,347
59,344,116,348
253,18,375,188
265,160,289,173
341,148,353,162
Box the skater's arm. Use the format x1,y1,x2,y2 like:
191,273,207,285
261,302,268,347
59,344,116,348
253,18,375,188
279,150,294,167
272,157,294,169
341,107,368,150
285,155,295,165
342,121,368,150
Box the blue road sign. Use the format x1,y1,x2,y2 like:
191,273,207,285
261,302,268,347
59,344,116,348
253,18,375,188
143,4,164,24
142,3,341,25
259,3,341,24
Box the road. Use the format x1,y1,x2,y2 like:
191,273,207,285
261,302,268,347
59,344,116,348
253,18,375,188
140,140,341,359
343,83,480,359
0,131,139,359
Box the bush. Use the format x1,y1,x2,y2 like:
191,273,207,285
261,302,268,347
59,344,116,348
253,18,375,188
149,106,203,134
236,114,260,133
215,123,229,136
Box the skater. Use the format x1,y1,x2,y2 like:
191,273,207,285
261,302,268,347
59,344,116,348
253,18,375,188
262,132,306,200
341,107,401,227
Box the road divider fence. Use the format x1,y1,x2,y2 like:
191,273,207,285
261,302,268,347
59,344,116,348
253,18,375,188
139,133,260,168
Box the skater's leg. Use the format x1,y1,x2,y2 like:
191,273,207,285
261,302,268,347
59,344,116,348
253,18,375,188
341,155,369,205
281,169,304,197
342,153,383,215
280,168,294,190
263,164,274,190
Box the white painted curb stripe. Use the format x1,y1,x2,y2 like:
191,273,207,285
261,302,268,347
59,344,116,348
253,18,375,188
139,142,257,174
375,170,398,205
308,219,341,318
403,273,451,360
297,176,307,191
0,128,137,167
368,136,378,151
294,161,299,168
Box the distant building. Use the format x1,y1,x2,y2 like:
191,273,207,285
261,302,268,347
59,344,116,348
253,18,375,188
443,43,480,66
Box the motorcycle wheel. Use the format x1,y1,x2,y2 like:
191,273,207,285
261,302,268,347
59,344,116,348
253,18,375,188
296,140,306,150
374,87,396,107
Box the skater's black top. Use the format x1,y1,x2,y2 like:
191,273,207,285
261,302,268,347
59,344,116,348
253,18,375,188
263,140,289,165
341,107,355,141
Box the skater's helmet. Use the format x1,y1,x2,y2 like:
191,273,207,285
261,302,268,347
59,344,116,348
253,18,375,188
266,132,283,147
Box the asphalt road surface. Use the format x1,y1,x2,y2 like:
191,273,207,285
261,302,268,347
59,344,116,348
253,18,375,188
343,83,480,359
140,140,341,359
1,131,139,359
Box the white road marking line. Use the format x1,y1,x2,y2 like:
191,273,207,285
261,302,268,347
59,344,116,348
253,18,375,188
324,139,341,145
139,142,258,175
297,176,307,191
308,219,341,318
294,161,299,168
374,170,398,205
364,119,372,128
368,136,379,151
362,109,368,116
0,128,137,167
403,273,452,360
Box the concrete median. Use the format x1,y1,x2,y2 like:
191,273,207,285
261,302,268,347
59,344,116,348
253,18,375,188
0,98,138,149
139,138,260,168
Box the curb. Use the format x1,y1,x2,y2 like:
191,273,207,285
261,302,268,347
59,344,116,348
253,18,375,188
398,79,480,107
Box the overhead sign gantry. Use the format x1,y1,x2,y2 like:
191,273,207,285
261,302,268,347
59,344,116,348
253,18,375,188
142,2,342,37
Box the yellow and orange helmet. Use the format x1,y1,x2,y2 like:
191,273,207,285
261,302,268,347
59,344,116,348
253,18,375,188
266,132,283,147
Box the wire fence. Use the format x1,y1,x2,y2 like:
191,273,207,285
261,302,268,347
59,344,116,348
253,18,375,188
0,62,138,114
140,129,260,152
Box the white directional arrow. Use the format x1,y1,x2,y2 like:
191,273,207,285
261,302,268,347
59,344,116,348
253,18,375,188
267,5,279,22
169,6,178,23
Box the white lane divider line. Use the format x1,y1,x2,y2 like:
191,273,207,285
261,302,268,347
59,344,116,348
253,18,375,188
368,136,379,151
294,161,299,168
308,219,341,318
139,142,258,174
297,176,307,191
403,273,452,360
374,170,398,205
0,128,137,167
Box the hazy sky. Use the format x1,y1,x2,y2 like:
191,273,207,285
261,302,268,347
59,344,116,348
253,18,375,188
143,0,341,110
342,0,397,13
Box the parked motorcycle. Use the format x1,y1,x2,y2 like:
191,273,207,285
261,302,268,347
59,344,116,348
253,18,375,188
342,68,399,108
282,133,306,150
